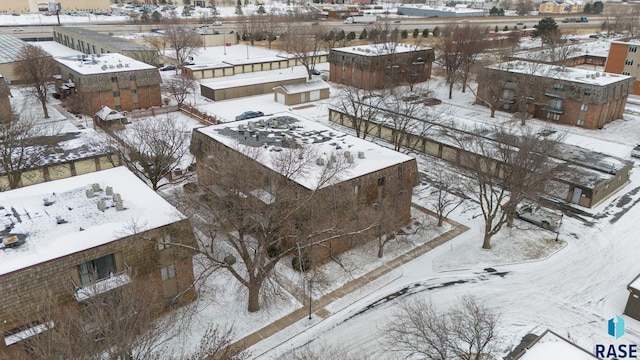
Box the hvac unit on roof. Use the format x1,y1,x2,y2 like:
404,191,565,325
113,193,122,202
97,199,106,212
124,63,130,67
106,186,113,196
316,157,325,166
109,65,115,69
117,63,123,68
55,216,66,224
115,200,124,211
92,183,101,192
358,151,365,159
101,65,107,70
86,188,95,198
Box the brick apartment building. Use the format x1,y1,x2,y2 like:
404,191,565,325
54,53,162,114
0,167,197,354
476,61,634,129
328,43,434,90
604,40,640,95
190,113,418,262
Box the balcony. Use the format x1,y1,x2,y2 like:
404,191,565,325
73,265,131,302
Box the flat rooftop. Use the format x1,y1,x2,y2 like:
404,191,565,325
331,42,431,57
0,166,183,276
489,61,632,86
195,113,415,190
53,27,151,52
54,52,156,75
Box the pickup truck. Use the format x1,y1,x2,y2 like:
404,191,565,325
516,203,562,231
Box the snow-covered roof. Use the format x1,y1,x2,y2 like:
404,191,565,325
53,27,151,52
274,80,330,95
54,52,156,75
630,273,640,292
200,72,306,90
489,61,633,86
0,166,183,276
95,106,126,121
35,41,84,58
0,33,25,64
332,43,431,56
514,330,596,359
513,39,611,63
195,113,414,190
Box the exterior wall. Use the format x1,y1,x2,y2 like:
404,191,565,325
475,66,634,129
328,46,434,90
539,1,584,13
200,77,306,101
625,283,640,322
0,154,120,191
274,87,331,105
605,42,640,95
0,64,18,85
0,219,197,352
0,0,110,14
190,129,418,264
329,108,630,208
182,55,326,80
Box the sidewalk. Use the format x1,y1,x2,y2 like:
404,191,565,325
224,204,469,358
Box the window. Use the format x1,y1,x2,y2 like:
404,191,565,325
547,112,560,121
115,105,122,110
131,89,137,94
630,46,638,53
77,254,116,286
584,88,592,95
158,234,172,250
129,75,137,81
548,98,563,111
501,88,515,101
377,177,386,186
552,83,565,91
580,104,588,111
354,184,359,195
110,76,117,83
577,119,585,126
161,264,176,281
625,59,634,66
113,91,120,97
623,71,631,76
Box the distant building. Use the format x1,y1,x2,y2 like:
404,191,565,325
54,53,163,114
397,4,485,17
190,113,418,262
328,43,434,90
605,40,640,95
0,0,110,14
0,167,197,355
512,329,596,359
53,27,159,66
273,80,330,105
476,61,634,129
539,0,585,14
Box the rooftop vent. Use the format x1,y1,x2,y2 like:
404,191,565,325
3,235,21,248
115,201,124,211
55,216,67,224
316,157,325,166
97,199,106,212
86,188,95,198
117,63,123,68
101,65,107,70
92,183,100,192
124,63,130,67
113,193,122,202
109,65,115,69
106,186,113,196
43,198,55,206
358,151,365,159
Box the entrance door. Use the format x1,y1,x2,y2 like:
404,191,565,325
571,187,582,204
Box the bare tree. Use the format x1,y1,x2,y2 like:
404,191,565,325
426,171,464,227
100,114,191,191
163,73,197,107
515,0,534,16
457,25,488,93
331,86,384,140
181,139,376,312
258,11,285,49
382,93,440,152
435,25,464,99
239,13,263,46
284,23,326,79
473,62,517,118
0,110,57,190
14,44,55,118
163,23,202,68
383,295,500,360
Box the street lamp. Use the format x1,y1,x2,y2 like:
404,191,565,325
555,213,564,241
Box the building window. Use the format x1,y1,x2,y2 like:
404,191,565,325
129,75,137,81
580,104,588,111
161,264,176,281
115,105,122,110
111,76,117,83
547,112,561,121
113,91,120,97
577,119,585,126
630,46,638,53
552,83,565,91
77,254,116,286
548,98,563,111
584,88,592,95
158,234,172,250
354,184,359,194
625,59,634,66
623,71,631,76
131,89,137,94
377,177,385,186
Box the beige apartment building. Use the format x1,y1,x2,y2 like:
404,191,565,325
0,0,110,14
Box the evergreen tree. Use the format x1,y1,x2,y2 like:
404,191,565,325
490,6,499,15
584,2,592,13
210,5,219,17
235,3,243,14
433,26,440,37
360,28,368,39
347,31,356,41
503,25,509,31
422,28,429,37
257,5,266,13
413,28,419,38
151,10,162,23
498,8,505,15
140,9,150,22
338,29,346,40
401,29,408,39
593,1,604,13
495,25,499,33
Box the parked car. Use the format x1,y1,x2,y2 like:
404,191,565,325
631,144,640,158
516,21,524,26
212,21,223,26
515,203,562,230
11,13,20,16
160,65,176,71
310,68,321,75
402,93,420,102
12,28,23,32
235,111,265,121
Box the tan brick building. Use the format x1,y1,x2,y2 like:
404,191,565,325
604,41,640,95
54,53,162,114
328,43,434,90
538,0,585,14
190,113,418,262
0,0,110,14
0,167,197,354
476,61,634,130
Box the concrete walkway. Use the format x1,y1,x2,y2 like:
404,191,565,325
224,204,469,357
